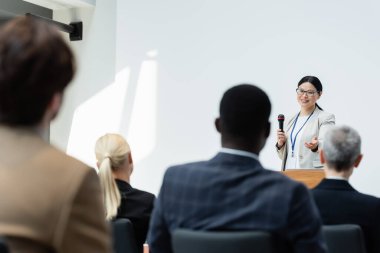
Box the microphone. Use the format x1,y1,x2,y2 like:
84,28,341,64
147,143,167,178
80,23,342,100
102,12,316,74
278,114,285,132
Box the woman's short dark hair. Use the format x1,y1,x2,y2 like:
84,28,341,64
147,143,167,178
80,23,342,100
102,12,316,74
0,16,75,126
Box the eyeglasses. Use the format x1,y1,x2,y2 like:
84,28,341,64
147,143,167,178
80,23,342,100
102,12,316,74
296,88,318,97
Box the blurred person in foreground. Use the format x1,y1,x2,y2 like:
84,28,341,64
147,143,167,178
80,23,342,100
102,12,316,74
312,125,380,253
148,84,327,253
0,16,111,253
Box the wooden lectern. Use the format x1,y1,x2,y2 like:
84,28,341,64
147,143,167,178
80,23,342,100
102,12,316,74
281,169,325,189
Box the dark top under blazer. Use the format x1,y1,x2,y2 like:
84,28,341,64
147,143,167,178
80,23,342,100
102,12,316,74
148,152,326,253
115,180,155,252
312,179,380,253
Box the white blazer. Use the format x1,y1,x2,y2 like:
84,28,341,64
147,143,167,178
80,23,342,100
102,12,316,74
276,107,335,170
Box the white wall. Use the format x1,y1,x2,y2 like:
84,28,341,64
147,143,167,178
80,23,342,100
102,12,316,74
50,0,117,166
51,0,380,196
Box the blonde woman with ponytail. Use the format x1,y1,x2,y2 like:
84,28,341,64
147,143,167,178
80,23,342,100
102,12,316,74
95,133,155,252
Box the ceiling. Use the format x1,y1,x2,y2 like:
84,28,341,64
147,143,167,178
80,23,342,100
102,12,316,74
0,0,52,24
23,0,95,10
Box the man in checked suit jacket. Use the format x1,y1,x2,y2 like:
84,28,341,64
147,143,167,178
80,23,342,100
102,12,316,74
312,125,380,253
148,84,327,253
0,17,111,253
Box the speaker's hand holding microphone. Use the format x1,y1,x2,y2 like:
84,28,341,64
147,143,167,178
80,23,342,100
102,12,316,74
276,114,286,149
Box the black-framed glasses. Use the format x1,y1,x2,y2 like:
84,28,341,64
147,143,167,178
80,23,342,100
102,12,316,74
296,88,318,96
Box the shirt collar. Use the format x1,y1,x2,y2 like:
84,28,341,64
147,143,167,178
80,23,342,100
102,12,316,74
326,175,348,181
220,147,259,161
115,179,133,190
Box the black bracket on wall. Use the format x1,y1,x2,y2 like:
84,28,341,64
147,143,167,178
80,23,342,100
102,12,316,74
26,13,82,41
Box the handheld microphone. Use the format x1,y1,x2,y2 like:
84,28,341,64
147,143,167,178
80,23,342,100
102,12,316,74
278,114,285,132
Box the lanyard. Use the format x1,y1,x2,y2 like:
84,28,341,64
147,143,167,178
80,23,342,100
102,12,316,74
290,108,315,157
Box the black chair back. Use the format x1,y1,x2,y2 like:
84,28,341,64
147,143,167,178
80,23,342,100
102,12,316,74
172,229,276,253
0,237,8,253
322,224,367,253
111,218,139,253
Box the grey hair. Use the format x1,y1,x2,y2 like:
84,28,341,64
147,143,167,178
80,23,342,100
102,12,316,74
322,125,361,171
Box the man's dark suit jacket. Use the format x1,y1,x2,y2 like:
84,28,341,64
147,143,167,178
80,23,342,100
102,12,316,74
148,152,326,253
312,179,380,253
115,179,155,252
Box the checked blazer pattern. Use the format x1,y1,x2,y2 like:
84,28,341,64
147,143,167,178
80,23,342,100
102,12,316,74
148,152,326,253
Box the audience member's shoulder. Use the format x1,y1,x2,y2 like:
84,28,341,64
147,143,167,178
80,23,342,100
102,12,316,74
135,187,155,200
161,161,207,185
260,169,313,204
262,167,308,189
44,144,93,176
357,190,380,205
166,160,207,173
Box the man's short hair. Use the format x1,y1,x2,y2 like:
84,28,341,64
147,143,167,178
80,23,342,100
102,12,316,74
219,84,271,138
0,16,75,126
323,125,361,172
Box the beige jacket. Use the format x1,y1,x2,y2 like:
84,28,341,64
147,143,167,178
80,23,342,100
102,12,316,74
0,126,112,253
276,107,335,170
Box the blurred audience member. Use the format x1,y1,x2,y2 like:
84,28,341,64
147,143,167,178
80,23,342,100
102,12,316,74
312,125,380,253
0,16,111,253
